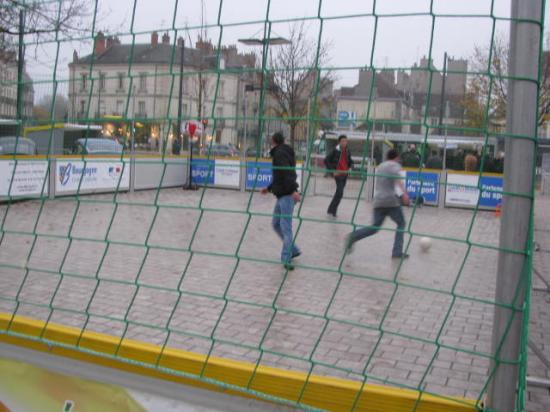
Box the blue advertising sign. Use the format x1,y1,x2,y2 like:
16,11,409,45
405,171,440,204
246,161,273,189
337,111,357,128
479,175,503,208
191,159,214,185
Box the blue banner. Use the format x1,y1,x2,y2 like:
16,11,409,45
479,175,503,208
246,161,273,189
191,159,214,185
405,171,439,204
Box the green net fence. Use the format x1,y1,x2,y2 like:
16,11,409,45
0,0,545,411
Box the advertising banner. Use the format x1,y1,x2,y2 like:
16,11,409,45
246,161,303,190
213,159,240,187
445,173,503,209
191,158,215,185
56,159,129,193
246,161,273,189
374,169,439,205
405,171,440,204
0,160,49,197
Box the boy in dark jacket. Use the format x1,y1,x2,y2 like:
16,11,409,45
324,135,354,217
261,132,301,270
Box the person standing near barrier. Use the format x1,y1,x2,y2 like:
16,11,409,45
345,149,410,259
324,135,354,218
464,151,478,171
261,132,302,271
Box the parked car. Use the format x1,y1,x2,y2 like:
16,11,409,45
245,146,270,158
0,136,37,155
72,138,123,155
203,143,239,157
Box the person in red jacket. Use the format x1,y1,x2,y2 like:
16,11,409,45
324,135,354,217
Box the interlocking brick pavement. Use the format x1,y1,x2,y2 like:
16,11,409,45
0,177,547,410
528,194,550,412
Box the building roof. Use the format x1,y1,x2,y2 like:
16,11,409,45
72,43,254,70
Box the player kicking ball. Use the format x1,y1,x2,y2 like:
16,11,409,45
345,149,410,259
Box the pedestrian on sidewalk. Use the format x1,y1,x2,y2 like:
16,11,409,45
345,149,410,259
261,132,302,270
325,135,354,218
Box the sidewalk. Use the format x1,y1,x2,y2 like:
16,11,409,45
528,194,550,411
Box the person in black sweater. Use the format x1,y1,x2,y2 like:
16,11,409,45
261,132,301,270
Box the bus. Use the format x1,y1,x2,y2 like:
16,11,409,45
311,130,500,172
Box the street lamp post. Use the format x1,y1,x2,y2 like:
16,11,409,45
238,35,290,164
438,52,448,169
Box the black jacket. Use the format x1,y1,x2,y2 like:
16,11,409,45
324,146,354,172
267,144,298,198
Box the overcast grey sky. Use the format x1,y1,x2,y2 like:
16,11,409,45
25,0,549,100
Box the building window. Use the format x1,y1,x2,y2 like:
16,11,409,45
219,80,225,97
184,77,190,94
116,100,124,115
99,100,106,116
79,100,86,116
139,72,147,91
80,73,87,91
117,73,124,90
138,101,146,116
99,72,106,91
182,103,188,117
216,107,224,129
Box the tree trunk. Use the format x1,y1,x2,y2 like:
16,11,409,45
289,123,296,148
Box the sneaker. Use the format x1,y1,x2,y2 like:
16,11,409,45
344,234,354,254
391,253,410,259
327,211,337,218
283,263,295,271
291,250,302,259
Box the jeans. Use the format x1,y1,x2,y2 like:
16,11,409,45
327,175,347,215
272,195,300,263
350,206,406,257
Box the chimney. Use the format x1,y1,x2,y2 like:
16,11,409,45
94,31,106,56
106,36,115,49
196,38,213,52
162,32,170,44
177,37,184,47
151,31,159,45
73,50,78,63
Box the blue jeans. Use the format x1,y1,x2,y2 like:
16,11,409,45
350,206,406,257
272,195,300,263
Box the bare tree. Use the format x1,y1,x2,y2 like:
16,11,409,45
268,22,333,148
464,33,550,129
0,0,91,41
33,94,68,120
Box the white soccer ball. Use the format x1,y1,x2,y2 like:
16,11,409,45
419,237,432,252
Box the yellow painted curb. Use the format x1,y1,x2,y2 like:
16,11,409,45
0,314,478,412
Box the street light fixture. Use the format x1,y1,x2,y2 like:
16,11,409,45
237,37,290,46
237,36,290,179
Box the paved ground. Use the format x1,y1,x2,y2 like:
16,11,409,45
0,175,548,410
529,193,550,412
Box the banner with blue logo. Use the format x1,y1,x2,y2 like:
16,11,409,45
191,159,240,187
191,159,215,185
245,161,304,190
246,161,273,189
405,171,440,204
56,159,129,194
479,175,503,208
445,173,503,209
